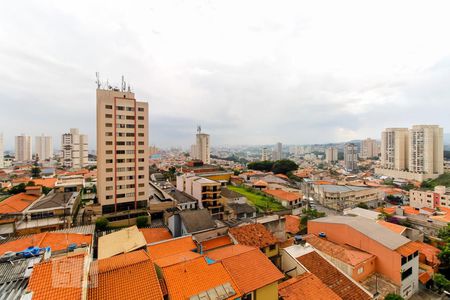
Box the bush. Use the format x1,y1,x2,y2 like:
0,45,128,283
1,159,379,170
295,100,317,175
384,293,404,300
136,216,149,228
95,217,109,231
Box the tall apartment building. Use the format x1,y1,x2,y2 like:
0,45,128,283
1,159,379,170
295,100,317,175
360,138,379,159
0,133,3,168
193,127,210,164
325,147,338,163
15,134,32,162
261,147,270,161
273,142,282,161
344,143,358,172
376,125,443,181
35,134,53,161
96,88,149,220
62,128,88,169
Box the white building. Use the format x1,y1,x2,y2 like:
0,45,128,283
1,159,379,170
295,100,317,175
15,134,32,162
0,133,3,168
61,128,88,169
273,142,282,161
193,127,210,164
325,147,338,163
360,138,379,159
344,143,358,172
261,147,270,161
35,134,53,161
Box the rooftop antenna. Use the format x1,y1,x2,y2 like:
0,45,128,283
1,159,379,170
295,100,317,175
95,72,101,89
121,75,126,92
127,84,131,92
197,125,201,134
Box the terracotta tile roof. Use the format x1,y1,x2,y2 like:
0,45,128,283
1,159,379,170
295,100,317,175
220,248,284,293
376,220,407,234
419,271,432,284
264,190,301,202
253,180,268,187
27,254,85,300
147,236,196,260
396,242,420,257
0,232,92,256
139,228,172,244
279,272,342,300
201,236,233,251
411,241,440,265
206,244,255,260
297,251,371,300
285,215,300,234
0,192,39,214
89,250,163,300
162,257,241,300
304,235,374,267
31,178,58,188
154,251,201,268
229,224,277,248
276,174,290,179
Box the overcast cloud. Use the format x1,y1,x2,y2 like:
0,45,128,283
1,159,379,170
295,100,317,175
0,0,449,150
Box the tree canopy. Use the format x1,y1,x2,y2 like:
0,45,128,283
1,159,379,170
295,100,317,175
248,159,298,175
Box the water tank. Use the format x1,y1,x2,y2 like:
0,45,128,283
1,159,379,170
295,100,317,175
319,232,326,238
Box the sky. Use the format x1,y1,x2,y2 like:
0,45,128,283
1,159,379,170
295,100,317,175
1,0,450,150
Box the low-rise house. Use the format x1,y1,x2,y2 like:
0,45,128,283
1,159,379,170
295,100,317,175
168,209,216,237
410,186,450,209
226,202,256,220
285,215,300,236
229,223,279,260
264,189,303,209
221,187,247,204
97,226,147,259
314,184,383,211
139,228,172,245
278,272,341,300
54,175,85,193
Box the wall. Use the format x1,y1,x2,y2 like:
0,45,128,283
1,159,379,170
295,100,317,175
400,255,419,299
255,282,278,300
280,248,307,277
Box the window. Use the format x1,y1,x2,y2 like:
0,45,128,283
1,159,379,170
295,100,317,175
138,175,144,179
401,267,413,281
138,191,145,196
138,150,144,154
126,192,135,197
126,116,135,120
106,159,113,163
105,123,112,127
138,124,144,128
106,195,113,200
106,168,113,172
126,107,134,111
116,194,125,198
269,244,276,251
106,186,113,191
116,124,125,128
138,183,145,187
138,167,144,171
126,124,135,128
105,105,113,109
116,150,125,154
117,159,125,163
126,133,135,137
126,150,135,154
116,106,124,110
106,141,113,145
138,116,144,120
106,177,113,182
105,114,112,118
357,267,364,274
138,141,144,145
106,132,113,136
127,159,135,163
126,141,135,146
138,133,144,137
138,107,144,112
117,141,125,146
138,158,145,162
106,150,113,155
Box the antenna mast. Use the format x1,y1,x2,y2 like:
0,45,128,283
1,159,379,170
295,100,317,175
95,72,101,89
197,125,201,134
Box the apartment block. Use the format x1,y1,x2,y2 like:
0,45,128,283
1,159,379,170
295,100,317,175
61,128,88,169
360,138,379,159
96,88,149,221
192,127,210,164
261,147,270,161
376,125,443,181
176,174,224,219
325,147,338,163
35,134,53,161
344,143,358,172
15,134,32,162
410,186,450,209
273,142,282,161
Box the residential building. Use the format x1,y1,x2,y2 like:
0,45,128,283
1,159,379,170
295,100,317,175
35,134,53,160
0,133,3,168
376,125,444,181
308,216,419,299
168,209,216,237
229,223,279,259
344,143,358,172
325,147,338,163
278,272,341,300
15,134,32,162
264,189,303,208
261,147,270,161
62,128,88,169
96,88,149,223
410,186,450,209
360,138,379,159
192,127,210,164
98,226,147,259
314,184,383,211
273,142,282,161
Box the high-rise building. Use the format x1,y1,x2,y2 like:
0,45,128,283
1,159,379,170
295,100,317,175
62,128,88,169
376,125,444,181
273,142,282,161
15,134,32,162
0,133,3,168
193,127,210,164
409,125,443,175
360,138,379,159
96,88,149,219
344,143,358,172
35,134,53,161
325,147,338,163
261,147,270,161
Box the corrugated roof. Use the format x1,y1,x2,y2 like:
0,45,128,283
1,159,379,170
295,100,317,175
319,185,370,193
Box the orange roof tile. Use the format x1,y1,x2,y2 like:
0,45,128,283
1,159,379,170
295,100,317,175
139,228,172,244
0,232,92,256
297,251,372,300
285,215,300,234
411,241,440,265
147,236,196,260
0,192,39,214
162,257,241,300
264,189,301,202
220,248,284,293
419,271,432,284
89,250,163,300
396,242,420,257
278,272,342,300
27,254,85,300
31,178,57,188
201,236,233,251
229,224,277,248
206,244,256,261
253,180,268,187
376,220,407,234
304,235,374,267
276,174,289,179
154,251,201,268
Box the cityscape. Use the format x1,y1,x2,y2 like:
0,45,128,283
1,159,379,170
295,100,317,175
1,1,450,300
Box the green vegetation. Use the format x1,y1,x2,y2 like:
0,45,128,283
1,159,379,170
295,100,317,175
300,209,326,228
247,159,298,175
421,172,450,189
8,183,26,195
227,185,284,212
136,216,149,228
438,224,450,269
384,293,404,300
95,217,109,231
434,273,450,292
356,202,369,209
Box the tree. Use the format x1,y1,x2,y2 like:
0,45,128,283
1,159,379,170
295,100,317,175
384,293,404,300
42,187,52,195
95,217,109,231
434,273,450,292
272,159,298,175
300,209,326,230
247,161,274,172
31,166,41,178
356,202,369,209
9,183,26,195
136,216,149,228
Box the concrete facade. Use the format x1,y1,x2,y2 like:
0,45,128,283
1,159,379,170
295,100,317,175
325,147,338,163
344,143,358,172
61,128,88,169
410,186,450,209
15,134,32,162
35,134,53,161
193,131,210,164
360,138,379,159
